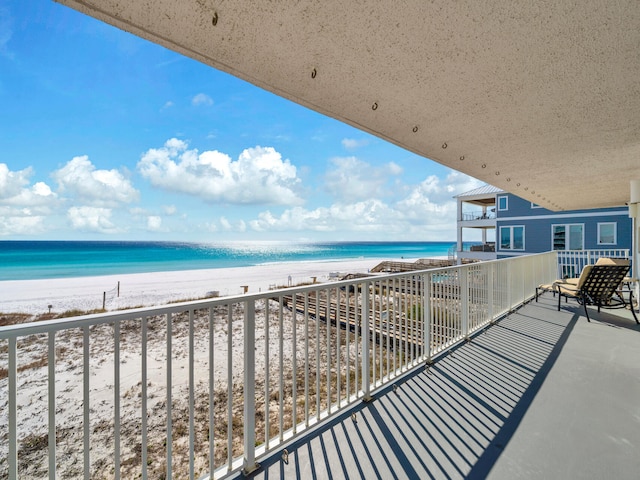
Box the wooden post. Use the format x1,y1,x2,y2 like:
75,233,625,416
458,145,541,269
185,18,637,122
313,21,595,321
117,281,120,297
103,292,106,310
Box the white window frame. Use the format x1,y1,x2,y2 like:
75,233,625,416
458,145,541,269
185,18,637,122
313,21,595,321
531,202,542,209
597,222,617,245
499,225,525,251
497,195,508,211
552,223,584,251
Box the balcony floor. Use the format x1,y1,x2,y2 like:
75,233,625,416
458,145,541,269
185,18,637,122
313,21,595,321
238,294,640,479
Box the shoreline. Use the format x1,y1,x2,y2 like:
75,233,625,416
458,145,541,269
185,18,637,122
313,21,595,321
0,257,426,315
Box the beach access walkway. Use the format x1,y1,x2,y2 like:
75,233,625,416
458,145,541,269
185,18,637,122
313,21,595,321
237,293,640,479
279,278,429,350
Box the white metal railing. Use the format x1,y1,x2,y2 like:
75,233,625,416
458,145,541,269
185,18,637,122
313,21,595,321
461,211,496,221
556,249,630,278
0,252,558,479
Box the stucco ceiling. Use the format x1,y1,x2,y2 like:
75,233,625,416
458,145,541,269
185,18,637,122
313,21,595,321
57,0,640,211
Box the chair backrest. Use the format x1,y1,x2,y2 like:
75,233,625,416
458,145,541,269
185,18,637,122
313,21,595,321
579,258,630,304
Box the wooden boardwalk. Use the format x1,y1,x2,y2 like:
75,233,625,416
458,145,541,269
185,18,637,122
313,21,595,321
279,289,424,349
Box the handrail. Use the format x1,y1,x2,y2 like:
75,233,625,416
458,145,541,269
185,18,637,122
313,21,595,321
0,251,558,479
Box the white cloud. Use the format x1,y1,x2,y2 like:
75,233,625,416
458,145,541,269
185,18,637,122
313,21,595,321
192,93,213,106
220,217,232,230
249,171,484,240
129,207,148,216
67,206,121,234
0,215,46,236
0,163,31,199
162,205,177,215
218,216,247,232
138,139,303,205
52,156,139,207
0,164,57,208
341,138,369,150
324,157,403,202
147,216,163,231
161,100,174,110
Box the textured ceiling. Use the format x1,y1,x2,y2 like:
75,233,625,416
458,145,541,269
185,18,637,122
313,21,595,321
57,0,640,210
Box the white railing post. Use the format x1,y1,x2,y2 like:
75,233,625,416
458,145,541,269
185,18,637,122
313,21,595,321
243,300,259,474
488,264,495,322
48,332,56,479
423,273,432,363
461,267,469,340
361,282,372,401
83,326,90,480
9,337,17,479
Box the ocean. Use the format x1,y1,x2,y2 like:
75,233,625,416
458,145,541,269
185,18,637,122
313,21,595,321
0,240,456,281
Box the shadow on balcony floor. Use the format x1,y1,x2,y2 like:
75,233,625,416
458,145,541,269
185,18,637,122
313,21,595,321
238,295,640,479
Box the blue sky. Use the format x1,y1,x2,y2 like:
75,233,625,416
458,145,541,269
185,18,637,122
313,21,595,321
0,0,483,242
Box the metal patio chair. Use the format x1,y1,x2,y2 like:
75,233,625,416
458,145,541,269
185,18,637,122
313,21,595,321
548,258,638,323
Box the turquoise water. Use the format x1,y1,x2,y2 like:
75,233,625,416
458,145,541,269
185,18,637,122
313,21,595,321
0,241,456,281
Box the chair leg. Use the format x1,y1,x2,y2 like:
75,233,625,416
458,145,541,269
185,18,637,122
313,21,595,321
629,290,639,324
557,292,561,311
582,295,591,322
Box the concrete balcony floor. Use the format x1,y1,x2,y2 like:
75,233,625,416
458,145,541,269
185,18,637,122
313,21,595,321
238,294,640,479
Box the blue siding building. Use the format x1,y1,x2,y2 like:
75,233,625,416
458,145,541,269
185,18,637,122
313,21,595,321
456,186,631,262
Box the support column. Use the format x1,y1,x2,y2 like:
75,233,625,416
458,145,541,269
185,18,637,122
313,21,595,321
630,180,640,307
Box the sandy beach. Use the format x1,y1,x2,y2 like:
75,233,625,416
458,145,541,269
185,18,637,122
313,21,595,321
0,257,399,315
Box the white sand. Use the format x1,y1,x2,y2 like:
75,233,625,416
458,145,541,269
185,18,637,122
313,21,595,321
0,258,404,315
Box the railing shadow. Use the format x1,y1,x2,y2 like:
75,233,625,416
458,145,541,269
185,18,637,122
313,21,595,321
241,296,580,479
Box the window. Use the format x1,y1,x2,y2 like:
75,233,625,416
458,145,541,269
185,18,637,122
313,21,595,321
531,202,542,209
497,196,508,211
500,226,525,250
552,224,584,250
598,222,616,245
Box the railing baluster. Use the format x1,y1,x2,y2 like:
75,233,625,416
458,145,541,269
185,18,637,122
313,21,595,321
336,288,342,409
226,306,233,471
209,307,215,475
48,332,56,479
385,279,391,378
424,273,431,363
315,289,320,420
114,322,121,479
304,293,309,426
292,294,297,433
345,290,350,399
188,310,195,480
141,317,148,480
354,286,359,396
166,313,172,480
362,281,371,401
83,326,90,480
371,281,377,385
243,300,257,474
326,293,331,415
461,267,469,340
264,301,270,448
278,297,284,442
9,337,17,479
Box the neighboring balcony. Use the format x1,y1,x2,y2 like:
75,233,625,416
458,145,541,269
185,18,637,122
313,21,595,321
1,251,639,479
459,210,497,228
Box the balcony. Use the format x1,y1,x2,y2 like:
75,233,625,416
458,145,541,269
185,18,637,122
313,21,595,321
461,211,497,222
241,294,640,479
2,252,639,479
